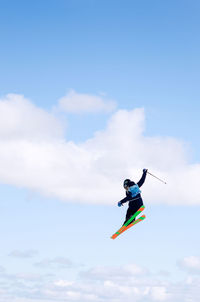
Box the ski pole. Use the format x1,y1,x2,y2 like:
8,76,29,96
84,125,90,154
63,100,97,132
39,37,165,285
147,171,167,184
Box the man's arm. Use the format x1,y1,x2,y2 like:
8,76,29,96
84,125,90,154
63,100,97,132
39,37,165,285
137,169,148,188
118,192,132,206
119,196,129,205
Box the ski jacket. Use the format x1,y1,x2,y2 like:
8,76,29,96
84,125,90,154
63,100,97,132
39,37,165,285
120,170,147,205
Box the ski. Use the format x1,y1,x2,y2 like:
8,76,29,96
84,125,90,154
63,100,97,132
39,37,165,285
111,205,145,239
115,215,146,238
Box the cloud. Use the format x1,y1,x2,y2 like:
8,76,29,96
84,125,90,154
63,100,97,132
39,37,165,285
0,262,200,302
49,264,200,302
178,256,200,274
9,249,38,258
34,257,74,269
149,287,169,301
57,90,116,114
15,273,44,282
80,264,149,281
0,94,64,141
54,280,74,287
0,93,200,205
0,266,5,273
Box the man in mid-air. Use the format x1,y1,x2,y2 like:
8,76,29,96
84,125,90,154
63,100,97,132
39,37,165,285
118,169,148,225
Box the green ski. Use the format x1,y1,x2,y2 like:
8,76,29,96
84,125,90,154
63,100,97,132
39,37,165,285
115,215,146,238
111,205,145,239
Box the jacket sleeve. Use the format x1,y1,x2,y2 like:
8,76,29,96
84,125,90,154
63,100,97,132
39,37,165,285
119,192,132,204
137,170,147,188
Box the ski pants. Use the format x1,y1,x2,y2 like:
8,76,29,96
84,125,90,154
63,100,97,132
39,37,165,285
123,197,143,225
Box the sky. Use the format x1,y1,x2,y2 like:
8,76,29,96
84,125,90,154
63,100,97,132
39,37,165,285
0,0,200,301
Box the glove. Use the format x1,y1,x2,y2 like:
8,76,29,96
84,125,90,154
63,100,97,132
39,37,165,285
118,201,122,207
143,168,148,173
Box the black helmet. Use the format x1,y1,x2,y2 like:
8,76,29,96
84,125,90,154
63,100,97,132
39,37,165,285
123,179,131,188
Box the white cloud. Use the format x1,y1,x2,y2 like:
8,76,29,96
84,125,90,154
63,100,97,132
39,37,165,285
80,263,148,281
57,90,116,114
0,94,64,141
9,249,38,258
150,286,169,301
34,257,74,269
0,93,200,205
0,261,200,302
0,266,5,273
178,256,200,273
54,280,74,287
15,273,44,282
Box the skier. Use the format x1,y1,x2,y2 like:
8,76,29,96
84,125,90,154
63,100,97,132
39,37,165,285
118,169,148,225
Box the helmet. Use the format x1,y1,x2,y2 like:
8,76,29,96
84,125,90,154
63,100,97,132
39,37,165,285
123,179,131,188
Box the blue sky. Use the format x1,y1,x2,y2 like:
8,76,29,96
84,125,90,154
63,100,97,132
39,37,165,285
1,0,200,150
0,1,200,301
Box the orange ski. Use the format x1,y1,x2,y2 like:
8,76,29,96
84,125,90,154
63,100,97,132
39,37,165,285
111,205,145,239
115,215,146,238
